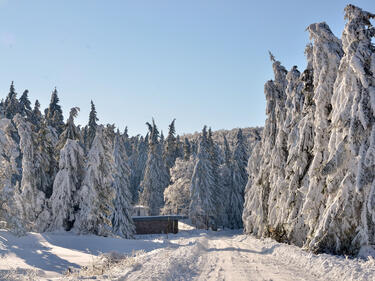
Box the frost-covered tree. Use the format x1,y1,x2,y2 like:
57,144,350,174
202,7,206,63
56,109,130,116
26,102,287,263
183,137,191,161
12,115,52,232
162,157,195,215
111,134,135,238
19,90,32,118
49,108,84,231
227,129,248,229
307,5,375,254
30,99,43,128
220,135,232,227
243,51,292,242
223,135,231,166
4,82,20,119
35,121,58,198
243,4,375,255
189,126,219,230
123,126,132,157
164,119,177,170
59,107,81,143
176,135,184,159
45,88,64,135
76,126,116,236
87,100,98,149
0,118,26,235
0,100,4,118
129,136,148,203
160,130,165,145
208,128,225,227
139,119,170,215
300,22,343,251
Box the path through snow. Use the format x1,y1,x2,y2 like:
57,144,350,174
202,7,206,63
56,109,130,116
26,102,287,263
0,222,374,280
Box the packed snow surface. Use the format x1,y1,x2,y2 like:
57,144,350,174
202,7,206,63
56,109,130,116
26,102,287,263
0,222,374,281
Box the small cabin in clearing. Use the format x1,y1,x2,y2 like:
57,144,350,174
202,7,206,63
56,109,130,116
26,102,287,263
132,205,150,217
132,215,188,235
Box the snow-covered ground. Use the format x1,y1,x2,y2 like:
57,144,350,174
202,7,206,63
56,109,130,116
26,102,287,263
0,221,374,280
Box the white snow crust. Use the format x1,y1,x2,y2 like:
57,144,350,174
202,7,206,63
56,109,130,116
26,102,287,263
0,225,375,280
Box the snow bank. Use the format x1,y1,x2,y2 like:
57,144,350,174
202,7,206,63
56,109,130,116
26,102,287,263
1,225,375,280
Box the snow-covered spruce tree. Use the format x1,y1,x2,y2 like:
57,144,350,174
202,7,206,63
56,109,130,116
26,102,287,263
0,117,26,234
129,135,148,204
4,82,20,119
208,128,226,227
176,135,184,159
189,126,219,230
162,157,195,215
19,90,32,118
183,137,191,161
76,125,117,236
123,126,133,157
242,53,289,241
0,101,4,118
160,130,165,144
49,107,85,231
60,107,81,142
307,5,375,254
128,139,139,204
35,121,58,199
111,133,135,238
243,5,375,255
139,119,170,215
270,59,314,246
45,88,64,135
30,100,43,129
301,22,343,250
220,135,232,228
13,114,52,232
223,135,231,166
164,119,177,170
227,129,248,229
87,100,98,149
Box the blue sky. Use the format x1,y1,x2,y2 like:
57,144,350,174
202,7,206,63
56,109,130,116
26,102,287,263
0,0,374,135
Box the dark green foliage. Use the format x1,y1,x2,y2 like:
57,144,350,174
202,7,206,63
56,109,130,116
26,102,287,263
87,100,98,148
30,100,43,129
146,118,160,146
82,125,88,151
123,126,132,157
176,135,184,158
183,137,191,161
45,88,64,135
189,125,218,230
4,81,20,119
35,121,58,198
227,128,248,229
164,119,178,169
57,107,81,151
129,136,148,203
19,90,32,118
139,119,170,215
223,135,231,166
208,127,225,227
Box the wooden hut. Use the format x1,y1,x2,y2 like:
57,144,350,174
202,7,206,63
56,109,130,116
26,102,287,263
132,215,188,234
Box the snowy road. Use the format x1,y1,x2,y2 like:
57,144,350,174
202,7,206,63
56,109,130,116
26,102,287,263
192,235,317,281
119,231,373,281
1,224,375,280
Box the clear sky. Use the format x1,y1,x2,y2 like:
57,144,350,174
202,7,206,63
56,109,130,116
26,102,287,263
0,0,374,136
